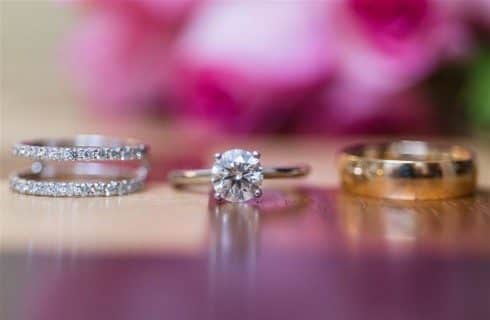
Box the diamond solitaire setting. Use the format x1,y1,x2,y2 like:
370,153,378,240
211,149,264,202
169,149,310,201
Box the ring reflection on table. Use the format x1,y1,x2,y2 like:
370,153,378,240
337,190,490,251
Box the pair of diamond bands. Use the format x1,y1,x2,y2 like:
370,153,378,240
9,135,310,202
10,135,150,197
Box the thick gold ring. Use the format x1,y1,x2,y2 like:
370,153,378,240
339,141,476,200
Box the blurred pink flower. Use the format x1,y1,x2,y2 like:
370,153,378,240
174,67,328,133
295,86,439,134
176,2,335,87
173,1,335,133
64,10,173,114
62,0,476,134
171,0,456,133
63,0,204,114
327,0,471,93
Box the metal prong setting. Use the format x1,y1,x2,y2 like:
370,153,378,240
168,148,310,203
214,192,223,201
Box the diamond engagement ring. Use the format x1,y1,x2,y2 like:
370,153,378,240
10,135,150,197
168,149,310,203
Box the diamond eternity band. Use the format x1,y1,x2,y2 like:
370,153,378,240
10,173,146,197
12,135,148,161
10,135,150,197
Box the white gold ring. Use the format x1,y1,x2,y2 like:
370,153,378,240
12,135,148,161
168,148,310,203
10,135,150,197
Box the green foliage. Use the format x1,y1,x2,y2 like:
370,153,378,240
466,49,490,129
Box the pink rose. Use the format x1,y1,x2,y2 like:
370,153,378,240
327,0,471,93
62,0,473,134
173,1,335,133
63,0,204,114
172,1,448,134
64,10,173,114
295,86,439,134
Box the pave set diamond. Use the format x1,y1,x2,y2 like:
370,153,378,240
12,144,146,161
10,176,144,197
211,149,264,202
10,136,149,197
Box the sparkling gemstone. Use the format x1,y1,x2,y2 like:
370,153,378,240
211,149,263,202
105,181,119,196
110,148,121,160
36,147,47,158
47,147,61,160
121,147,133,160
63,148,76,160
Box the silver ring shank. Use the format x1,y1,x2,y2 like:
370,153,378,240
12,134,148,161
168,165,310,186
10,162,149,197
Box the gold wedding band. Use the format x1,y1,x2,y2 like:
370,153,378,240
339,141,476,200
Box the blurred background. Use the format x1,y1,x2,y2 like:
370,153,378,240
2,2,490,320
2,0,490,146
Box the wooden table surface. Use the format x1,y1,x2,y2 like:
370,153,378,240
2,132,490,255
2,132,490,320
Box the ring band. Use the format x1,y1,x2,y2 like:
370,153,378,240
339,141,476,200
10,162,148,197
10,135,150,197
169,166,310,186
168,148,310,203
12,135,148,161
